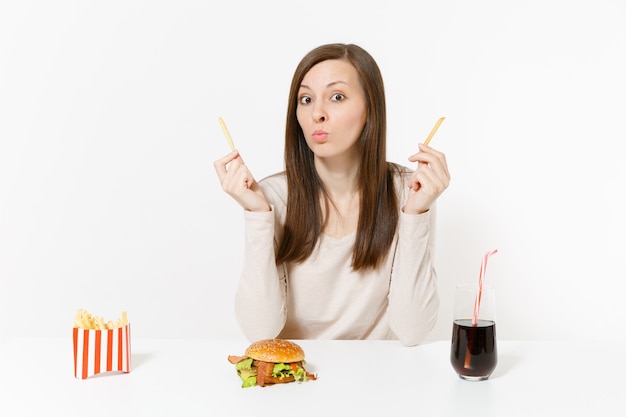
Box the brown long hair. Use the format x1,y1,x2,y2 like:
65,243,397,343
275,43,400,271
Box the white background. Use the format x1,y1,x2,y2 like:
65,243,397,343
1,0,625,344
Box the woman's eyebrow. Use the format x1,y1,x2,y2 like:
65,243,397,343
300,80,349,90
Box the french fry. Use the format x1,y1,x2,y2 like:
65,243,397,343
424,117,445,146
74,309,128,330
218,117,236,151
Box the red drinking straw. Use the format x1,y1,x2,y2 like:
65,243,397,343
472,249,498,326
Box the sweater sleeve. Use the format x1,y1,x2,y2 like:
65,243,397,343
387,207,440,346
233,206,287,342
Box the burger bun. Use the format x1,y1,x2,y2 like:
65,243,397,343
245,339,305,363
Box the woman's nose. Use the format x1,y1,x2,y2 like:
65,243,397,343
312,104,327,123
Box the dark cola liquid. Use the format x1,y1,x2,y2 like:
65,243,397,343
450,319,497,380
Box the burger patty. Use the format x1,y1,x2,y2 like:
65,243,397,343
255,360,297,387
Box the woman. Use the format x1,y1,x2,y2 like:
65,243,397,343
214,43,450,346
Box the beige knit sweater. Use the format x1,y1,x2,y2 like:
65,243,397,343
234,169,439,346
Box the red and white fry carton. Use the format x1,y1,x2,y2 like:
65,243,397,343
72,323,131,379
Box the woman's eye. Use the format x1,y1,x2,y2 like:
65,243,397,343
299,96,312,105
331,93,345,102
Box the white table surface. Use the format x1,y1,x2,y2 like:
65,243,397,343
0,338,623,416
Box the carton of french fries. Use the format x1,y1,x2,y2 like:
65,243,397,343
72,309,131,379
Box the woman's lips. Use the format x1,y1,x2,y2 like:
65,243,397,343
312,130,328,143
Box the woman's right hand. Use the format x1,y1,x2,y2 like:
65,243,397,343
213,150,271,212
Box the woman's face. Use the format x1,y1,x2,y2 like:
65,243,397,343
296,59,367,160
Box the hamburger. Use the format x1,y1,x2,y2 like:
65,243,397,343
227,339,317,388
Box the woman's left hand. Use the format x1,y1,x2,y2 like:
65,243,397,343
403,143,451,214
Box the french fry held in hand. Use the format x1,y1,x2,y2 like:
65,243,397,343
218,117,236,151
424,117,445,146
73,309,131,379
